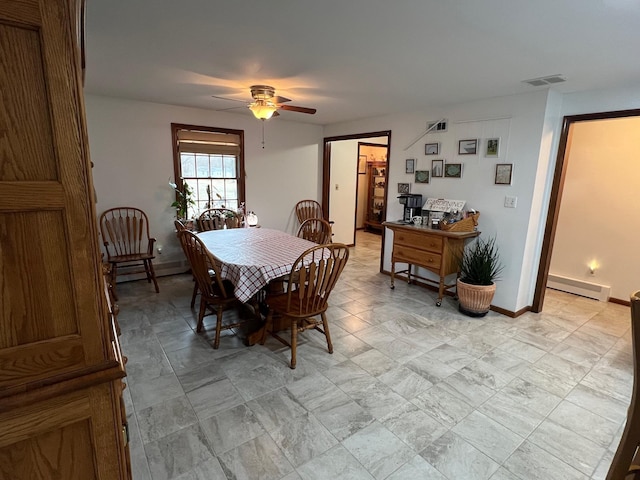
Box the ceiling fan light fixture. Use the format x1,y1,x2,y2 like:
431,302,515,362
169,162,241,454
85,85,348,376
249,100,278,120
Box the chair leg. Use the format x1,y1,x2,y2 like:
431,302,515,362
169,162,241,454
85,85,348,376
196,297,206,333
190,280,199,309
290,319,298,369
147,259,160,293
110,263,119,301
606,400,640,479
321,312,333,354
143,259,152,284
213,306,223,349
260,311,273,345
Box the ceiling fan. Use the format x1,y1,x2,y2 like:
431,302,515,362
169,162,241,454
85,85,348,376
212,85,317,120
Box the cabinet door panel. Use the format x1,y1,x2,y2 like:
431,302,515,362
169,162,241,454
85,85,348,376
0,0,109,393
0,23,56,181
0,419,97,480
0,384,127,480
0,212,76,347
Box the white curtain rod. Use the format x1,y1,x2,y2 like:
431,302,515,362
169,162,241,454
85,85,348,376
452,115,512,124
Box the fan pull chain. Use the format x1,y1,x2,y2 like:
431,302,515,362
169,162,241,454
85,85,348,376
261,120,266,149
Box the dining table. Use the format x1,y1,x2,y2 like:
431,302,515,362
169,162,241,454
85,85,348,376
196,227,318,303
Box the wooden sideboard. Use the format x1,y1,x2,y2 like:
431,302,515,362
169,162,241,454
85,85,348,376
383,222,479,306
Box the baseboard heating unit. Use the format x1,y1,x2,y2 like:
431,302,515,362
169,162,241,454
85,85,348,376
547,274,610,302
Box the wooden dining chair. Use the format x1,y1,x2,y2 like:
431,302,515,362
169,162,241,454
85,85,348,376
260,243,350,369
197,208,242,231
606,290,640,480
295,199,334,235
297,218,332,244
175,219,201,308
99,207,159,299
294,199,324,224
177,230,243,348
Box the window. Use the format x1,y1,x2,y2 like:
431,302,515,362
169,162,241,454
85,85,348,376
171,123,245,218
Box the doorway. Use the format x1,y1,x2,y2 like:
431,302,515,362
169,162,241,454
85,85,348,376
322,130,391,272
532,108,640,312
356,142,389,234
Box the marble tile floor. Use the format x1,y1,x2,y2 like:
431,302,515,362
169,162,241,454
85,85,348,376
117,230,634,480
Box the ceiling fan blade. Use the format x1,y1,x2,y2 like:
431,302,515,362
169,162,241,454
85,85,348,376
272,95,291,104
211,95,248,104
272,111,280,117
279,104,317,114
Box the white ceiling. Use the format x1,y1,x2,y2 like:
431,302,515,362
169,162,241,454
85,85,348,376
85,0,640,126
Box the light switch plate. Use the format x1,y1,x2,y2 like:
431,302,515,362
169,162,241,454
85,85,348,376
504,195,517,208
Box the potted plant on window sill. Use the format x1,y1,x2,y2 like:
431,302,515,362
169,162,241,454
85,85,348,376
456,236,503,317
169,180,195,229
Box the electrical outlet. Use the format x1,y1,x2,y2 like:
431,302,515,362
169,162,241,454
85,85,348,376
504,195,517,208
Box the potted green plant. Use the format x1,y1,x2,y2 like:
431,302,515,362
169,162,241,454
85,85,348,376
456,236,504,317
169,180,195,223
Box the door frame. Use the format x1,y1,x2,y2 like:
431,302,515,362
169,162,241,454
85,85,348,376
531,108,640,312
322,130,391,271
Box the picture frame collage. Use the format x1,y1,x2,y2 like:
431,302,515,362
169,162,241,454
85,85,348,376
400,136,512,192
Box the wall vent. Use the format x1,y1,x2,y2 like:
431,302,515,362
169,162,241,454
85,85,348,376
522,75,566,87
547,274,610,302
427,120,448,133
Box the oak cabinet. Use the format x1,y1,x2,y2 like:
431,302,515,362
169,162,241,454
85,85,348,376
383,222,479,306
0,1,130,478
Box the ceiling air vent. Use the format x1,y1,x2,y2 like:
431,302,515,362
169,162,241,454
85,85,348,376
522,75,566,87
427,120,447,133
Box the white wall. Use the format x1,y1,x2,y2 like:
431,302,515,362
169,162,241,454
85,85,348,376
560,85,640,117
518,90,564,308
86,95,323,273
550,116,640,300
328,141,358,244
325,90,553,312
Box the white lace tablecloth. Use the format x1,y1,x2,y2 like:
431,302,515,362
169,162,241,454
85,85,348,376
197,228,317,302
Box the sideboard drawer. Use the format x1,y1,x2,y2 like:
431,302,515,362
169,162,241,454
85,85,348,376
394,245,442,270
384,221,479,306
395,230,443,253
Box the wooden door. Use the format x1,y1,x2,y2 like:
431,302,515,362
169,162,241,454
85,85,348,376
0,1,114,395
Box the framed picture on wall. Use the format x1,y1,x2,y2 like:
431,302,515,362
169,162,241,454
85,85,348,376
431,159,444,178
458,139,478,155
485,138,500,157
425,142,440,155
444,163,462,178
495,163,513,185
398,183,410,194
405,158,415,174
415,170,430,184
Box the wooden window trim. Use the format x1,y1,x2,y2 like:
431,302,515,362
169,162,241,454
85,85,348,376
170,123,246,214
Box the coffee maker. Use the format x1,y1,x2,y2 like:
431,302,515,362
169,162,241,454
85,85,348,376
397,194,423,222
